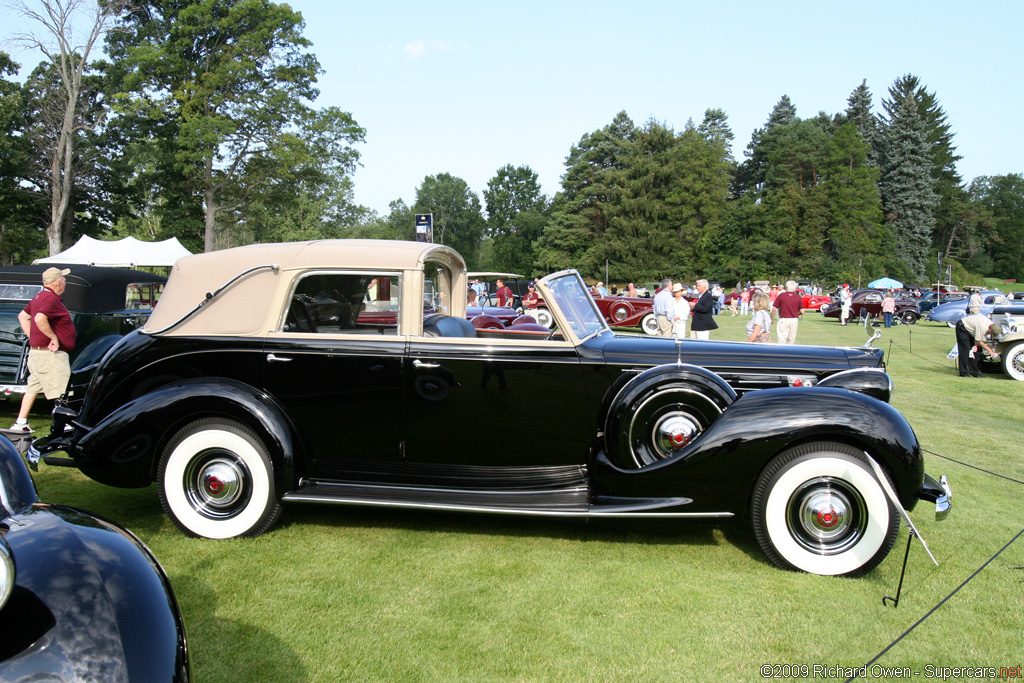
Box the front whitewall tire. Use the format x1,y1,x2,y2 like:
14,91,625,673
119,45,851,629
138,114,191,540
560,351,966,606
753,444,898,576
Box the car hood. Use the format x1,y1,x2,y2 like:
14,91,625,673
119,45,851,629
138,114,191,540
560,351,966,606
597,334,882,375
1,504,187,682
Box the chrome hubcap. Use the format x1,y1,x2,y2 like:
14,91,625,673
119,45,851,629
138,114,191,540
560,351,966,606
652,413,702,458
787,478,866,554
184,452,250,518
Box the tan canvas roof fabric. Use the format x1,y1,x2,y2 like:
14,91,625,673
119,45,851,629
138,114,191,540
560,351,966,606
144,240,465,337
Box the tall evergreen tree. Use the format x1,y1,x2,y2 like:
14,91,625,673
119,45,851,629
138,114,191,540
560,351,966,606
845,79,881,166
598,119,682,281
536,112,635,273
879,94,937,281
734,95,797,197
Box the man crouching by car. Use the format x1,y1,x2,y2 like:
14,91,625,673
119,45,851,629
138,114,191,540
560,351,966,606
955,313,1000,378
6,267,76,434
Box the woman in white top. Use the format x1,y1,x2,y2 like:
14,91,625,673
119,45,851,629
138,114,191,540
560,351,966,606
746,291,773,342
671,283,690,338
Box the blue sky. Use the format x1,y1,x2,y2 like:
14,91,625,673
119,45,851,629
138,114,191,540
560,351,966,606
4,0,1022,215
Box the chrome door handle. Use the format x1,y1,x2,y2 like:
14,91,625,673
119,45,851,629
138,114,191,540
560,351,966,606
413,359,440,369
266,354,292,363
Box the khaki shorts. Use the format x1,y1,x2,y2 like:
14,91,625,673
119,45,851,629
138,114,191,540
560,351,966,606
26,349,71,400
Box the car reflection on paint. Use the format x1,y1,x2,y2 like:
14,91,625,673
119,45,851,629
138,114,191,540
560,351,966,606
0,436,189,681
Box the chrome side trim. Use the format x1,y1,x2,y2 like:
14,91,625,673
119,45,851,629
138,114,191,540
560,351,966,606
281,492,734,519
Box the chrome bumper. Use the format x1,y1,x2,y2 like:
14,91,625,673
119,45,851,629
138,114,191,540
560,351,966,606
918,472,952,521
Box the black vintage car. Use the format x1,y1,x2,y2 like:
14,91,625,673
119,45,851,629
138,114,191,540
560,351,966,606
0,264,165,409
31,240,951,577
1,436,189,680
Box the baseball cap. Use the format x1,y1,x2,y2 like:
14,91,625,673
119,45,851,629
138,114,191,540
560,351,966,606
42,267,70,284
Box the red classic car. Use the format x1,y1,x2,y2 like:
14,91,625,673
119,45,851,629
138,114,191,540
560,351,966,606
801,292,832,310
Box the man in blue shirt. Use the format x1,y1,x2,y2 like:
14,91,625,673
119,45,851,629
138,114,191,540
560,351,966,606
653,278,674,336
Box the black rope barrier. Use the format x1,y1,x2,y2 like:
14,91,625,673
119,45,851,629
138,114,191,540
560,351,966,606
846,447,1024,680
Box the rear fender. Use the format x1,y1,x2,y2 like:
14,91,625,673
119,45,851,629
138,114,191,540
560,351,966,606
72,378,298,490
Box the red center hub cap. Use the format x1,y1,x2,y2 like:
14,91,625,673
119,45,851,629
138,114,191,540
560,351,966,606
817,509,837,528
205,476,224,495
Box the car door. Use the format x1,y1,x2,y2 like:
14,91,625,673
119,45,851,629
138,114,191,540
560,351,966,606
401,334,592,486
263,271,407,483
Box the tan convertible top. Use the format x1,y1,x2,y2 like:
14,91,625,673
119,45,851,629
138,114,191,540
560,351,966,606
145,239,466,337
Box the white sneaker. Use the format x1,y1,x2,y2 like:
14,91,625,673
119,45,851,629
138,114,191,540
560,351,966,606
6,422,33,434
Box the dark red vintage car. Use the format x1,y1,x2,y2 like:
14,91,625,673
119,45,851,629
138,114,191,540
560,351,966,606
822,290,921,324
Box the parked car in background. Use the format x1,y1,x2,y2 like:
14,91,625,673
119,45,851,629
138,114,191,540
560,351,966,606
1,436,189,680
916,289,968,314
799,290,832,311
927,291,1024,325
0,265,165,408
821,289,921,324
29,239,952,577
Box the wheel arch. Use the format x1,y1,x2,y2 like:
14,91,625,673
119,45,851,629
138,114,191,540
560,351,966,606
75,378,301,492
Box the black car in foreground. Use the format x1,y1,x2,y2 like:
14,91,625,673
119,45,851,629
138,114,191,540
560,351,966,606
31,240,951,577
1,436,189,681
0,264,165,408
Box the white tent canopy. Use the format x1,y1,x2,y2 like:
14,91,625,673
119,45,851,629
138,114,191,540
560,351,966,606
34,235,192,268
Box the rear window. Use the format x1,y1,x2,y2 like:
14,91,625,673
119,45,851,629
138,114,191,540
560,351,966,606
0,284,41,302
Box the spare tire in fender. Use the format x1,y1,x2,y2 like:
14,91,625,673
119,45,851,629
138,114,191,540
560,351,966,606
602,364,736,469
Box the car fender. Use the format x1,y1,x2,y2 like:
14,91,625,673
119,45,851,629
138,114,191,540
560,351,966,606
590,386,923,515
1,503,189,681
72,378,298,490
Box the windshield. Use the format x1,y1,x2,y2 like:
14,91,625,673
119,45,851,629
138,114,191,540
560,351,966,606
543,272,609,338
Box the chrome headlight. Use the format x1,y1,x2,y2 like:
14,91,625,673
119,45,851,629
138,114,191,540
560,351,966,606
1000,315,1018,335
0,536,14,610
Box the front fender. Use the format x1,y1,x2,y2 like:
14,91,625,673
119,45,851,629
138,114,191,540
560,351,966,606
590,386,923,514
65,378,298,490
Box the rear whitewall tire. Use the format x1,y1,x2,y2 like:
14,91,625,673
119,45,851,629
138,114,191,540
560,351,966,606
640,313,659,335
158,418,281,539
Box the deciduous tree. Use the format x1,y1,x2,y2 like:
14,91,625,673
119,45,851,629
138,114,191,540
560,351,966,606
105,0,364,251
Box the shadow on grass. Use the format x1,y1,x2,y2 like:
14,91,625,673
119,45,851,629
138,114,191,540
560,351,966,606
170,566,308,683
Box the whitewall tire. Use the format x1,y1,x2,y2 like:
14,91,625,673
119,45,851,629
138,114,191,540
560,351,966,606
1002,342,1024,381
751,442,898,576
534,307,554,328
640,313,659,335
158,418,281,539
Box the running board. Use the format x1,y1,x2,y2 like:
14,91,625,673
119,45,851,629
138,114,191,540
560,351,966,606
281,481,734,519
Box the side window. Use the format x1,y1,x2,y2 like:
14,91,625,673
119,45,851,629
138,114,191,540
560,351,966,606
423,261,454,315
282,272,400,335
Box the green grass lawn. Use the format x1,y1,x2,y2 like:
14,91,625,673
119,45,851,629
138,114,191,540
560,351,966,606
6,312,1023,682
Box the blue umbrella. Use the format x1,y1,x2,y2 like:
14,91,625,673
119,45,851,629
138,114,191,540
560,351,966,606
868,276,903,290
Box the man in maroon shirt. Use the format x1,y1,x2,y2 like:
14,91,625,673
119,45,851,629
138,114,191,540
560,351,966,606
773,280,803,345
8,267,77,433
